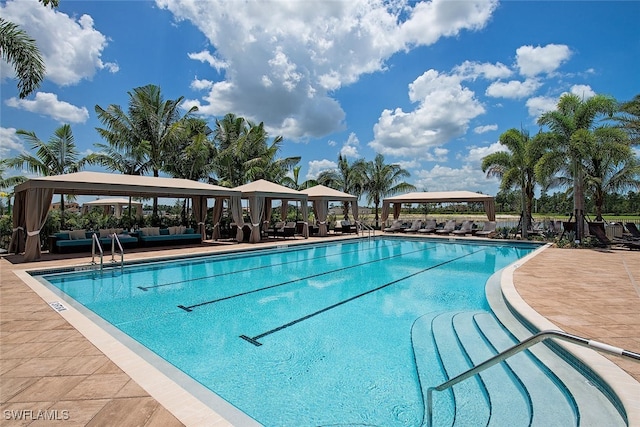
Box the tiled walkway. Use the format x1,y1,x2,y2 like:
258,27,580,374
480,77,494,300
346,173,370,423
1,237,639,426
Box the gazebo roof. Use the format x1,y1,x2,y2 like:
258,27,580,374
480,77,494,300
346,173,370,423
233,179,307,200
383,191,493,204
300,185,356,201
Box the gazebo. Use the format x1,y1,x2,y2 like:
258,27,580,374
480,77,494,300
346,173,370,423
82,198,143,220
300,185,358,236
233,179,309,243
381,191,496,224
9,171,242,261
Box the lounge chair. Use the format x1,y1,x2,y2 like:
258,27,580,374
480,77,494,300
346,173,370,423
588,223,640,250
384,220,404,233
417,219,437,234
625,222,640,239
451,220,473,236
336,220,357,234
475,221,497,237
436,220,457,235
403,219,422,233
274,221,296,238
269,221,285,238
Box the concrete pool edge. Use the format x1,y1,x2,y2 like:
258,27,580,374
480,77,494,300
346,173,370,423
491,244,640,426
13,268,256,427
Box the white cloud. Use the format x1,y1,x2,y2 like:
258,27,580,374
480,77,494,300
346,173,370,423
156,0,497,140
465,141,503,163
526,95,558,118
485,78,542,99
5,92,89,123
339,132,360,158
307,159,337,180
516,44,572,77
414,164,498,194
453,60,512,81
327,140,337,147
570,84,596,99
396,160,421,170
188,50,228,72
190,78,214,91
0,0,115,86
473,124,498,134
0,127,24,157
369,69,485,159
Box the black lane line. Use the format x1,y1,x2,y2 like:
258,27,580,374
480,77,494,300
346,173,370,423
239,248,486,346
177,244,436,312
138,240,399,291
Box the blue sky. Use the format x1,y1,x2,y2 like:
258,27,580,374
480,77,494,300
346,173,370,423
2,0,639,200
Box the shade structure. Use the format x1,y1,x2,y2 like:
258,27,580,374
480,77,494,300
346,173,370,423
233,179,309,242
11,171,242,261
82,198,143,219
300,185,358,236
381,191,496,223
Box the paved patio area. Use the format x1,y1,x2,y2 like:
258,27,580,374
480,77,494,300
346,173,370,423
1,236,639,426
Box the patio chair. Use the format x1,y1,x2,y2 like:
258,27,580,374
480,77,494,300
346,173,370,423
625,222,640,239
269,221,285,238
451,220,474,236
417,219,437,234
403,219,423,233
278,222,297,238
588,222,640,250
436,220,457,235
384,220,404,233
475,221,497,237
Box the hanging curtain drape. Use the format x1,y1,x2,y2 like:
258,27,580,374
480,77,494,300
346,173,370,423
264,198,273,231
114,204,123,218
300,199,309,238
280,200,288,220
23,188,54,262
229,195,244,242
8,190,26,254
393,203,401,219
248,195,265,243
192,196,208,240
211,197,224,240
381,201,390,225
313,199,328,236
352,200,359,221
484,200,496,221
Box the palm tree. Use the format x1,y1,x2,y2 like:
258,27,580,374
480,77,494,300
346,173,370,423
281,165,318,221
617,94,640,145
537,93,618,241
579,126,639,221
95,84,197,220
482,128,545,237
361,154,415,228
8,124,86,228
317,154,366,220
0,0,57,98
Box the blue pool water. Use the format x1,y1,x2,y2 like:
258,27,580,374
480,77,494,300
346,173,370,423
38,237,539,426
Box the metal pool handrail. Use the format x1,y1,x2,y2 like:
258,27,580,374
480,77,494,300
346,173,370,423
91,233,103,271
426,329,640,427
356,221,375,238
110,233,124,268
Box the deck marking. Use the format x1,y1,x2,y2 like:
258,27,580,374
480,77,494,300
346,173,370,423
240,248,487,346
177,244,436,312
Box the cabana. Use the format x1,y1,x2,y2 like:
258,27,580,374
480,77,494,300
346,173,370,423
300,185,358,236
233,179,309,243
82,198,143,220
9,171,242,262
381,191,496,224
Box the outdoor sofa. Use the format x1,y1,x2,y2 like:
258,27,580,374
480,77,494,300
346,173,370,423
50,229,138,254
136,226,201,247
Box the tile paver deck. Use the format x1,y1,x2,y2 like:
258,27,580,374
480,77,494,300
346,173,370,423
1,236,639,426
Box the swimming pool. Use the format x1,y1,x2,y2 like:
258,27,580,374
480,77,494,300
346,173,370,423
35,237,576,425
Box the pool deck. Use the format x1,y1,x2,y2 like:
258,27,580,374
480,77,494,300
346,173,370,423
1,234,639,426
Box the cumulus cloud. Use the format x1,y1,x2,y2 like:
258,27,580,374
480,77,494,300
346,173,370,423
5,92,89,123
453,60,512,81
465,141,503,163
0,127,24,157
369,69,485,158
339,132,360,158
516,44,572,77
570,84,596,99
0,0,116,86
526,95,558,118
473,124,498,134
414,164,498,194
307,159,337,180
485,78,542,99
157,0,497,140
190,78,214,91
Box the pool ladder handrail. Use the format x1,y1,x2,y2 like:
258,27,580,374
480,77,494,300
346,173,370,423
426,329,640,427
356,221,375,238
91,233,125,271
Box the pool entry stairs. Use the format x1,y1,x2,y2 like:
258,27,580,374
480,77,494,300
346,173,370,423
412,310,626,427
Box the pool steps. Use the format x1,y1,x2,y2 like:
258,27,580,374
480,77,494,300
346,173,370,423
413,310,625,426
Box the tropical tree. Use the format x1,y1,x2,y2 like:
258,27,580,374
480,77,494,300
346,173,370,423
482,128,546,237
0,159,26,214
617,94,640,145
537,93,618,240
0,0,58,98
578,126,639,220
361,154,415,228
317,154,366,220
212,114,298,187
281,165,317,191
8,124,86,228
95,84,197,220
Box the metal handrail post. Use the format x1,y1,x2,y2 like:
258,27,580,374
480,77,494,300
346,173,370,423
91,233,103,271
111,233,124,268
426,329,640,427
